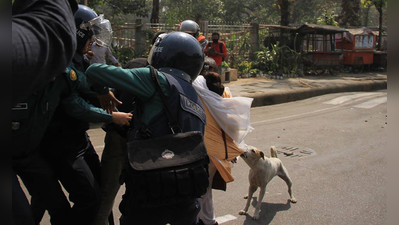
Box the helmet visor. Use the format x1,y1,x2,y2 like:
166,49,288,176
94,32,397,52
89,15,113,46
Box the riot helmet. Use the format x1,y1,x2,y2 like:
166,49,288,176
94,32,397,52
74,4,113,51
148,32,204,82
179,20,200,39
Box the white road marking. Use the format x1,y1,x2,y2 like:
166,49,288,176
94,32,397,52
252,105,342,125
253,92,387,125
216,214,237,224
354,96,387,109
323,92,383,105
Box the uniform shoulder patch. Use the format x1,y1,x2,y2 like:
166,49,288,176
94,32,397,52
69,69,77,81
180,94,206,125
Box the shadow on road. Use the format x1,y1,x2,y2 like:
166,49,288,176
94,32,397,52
241,198,292,225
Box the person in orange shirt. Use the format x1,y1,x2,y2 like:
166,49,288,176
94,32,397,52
204,33,228,75
193,72,253,225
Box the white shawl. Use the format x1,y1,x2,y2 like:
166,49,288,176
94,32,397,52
192,75,254,146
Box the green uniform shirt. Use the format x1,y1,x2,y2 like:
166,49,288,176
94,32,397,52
12,65,112,159
86,63,170,124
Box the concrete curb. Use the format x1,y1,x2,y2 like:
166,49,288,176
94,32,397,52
242,80,387,107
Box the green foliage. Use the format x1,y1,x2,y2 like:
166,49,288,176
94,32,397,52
337,0,361,26
110,45,137,66
362,0,387,9
253,42,301,75
221,0,279,23
159,0,224,25
317,9,339,26
237,61,252,74
250,68,259,75
221,61,230,68
91,0,150,24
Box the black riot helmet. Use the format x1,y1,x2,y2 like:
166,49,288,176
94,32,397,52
148,32,204,82
74,4,113,50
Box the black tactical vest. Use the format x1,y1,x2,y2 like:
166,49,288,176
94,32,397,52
129,69,206,141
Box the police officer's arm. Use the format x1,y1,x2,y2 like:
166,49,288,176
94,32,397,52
85,63,169,102
12,0,78,105
61,91,132,126
61,67,129,125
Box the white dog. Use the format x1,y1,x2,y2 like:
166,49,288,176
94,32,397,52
239,146,297,220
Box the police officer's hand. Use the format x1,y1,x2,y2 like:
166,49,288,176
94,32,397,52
112,112,133,126
98,91,122,114
86,51,94,60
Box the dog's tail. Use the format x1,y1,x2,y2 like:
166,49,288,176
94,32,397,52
270,146,278,158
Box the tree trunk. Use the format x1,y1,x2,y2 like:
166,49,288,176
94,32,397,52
150,0,160,24
378,7,383,50
249,22,259,61
364,6,371,27
279,0,290,26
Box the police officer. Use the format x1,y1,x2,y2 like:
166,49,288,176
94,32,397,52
30,5,131,225
86,32,206,225
12,57,120,225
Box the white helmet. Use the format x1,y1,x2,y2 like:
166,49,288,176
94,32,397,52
179,20,200,38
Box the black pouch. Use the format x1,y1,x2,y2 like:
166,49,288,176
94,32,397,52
176,168,192,196
161,170,177,197
191,164,210,196
126,131,209,207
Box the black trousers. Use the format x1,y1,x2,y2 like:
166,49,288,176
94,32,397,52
119,198,200,225
31,138,102,225
13,154,71,225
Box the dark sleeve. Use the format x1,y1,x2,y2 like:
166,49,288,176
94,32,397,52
12,0,78,105
61,91,113,123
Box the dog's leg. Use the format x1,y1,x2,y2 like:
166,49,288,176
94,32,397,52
278,165,297,203
252,186,266,220
239,185,257,216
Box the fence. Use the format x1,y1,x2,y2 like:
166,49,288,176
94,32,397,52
112,20,261,64
111,20,302,70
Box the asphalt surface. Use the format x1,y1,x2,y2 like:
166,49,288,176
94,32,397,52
29,71,388,224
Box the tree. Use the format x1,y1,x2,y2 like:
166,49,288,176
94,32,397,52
290,0,340,25
337,0,361,26
363,4,372,26
159,0,224,24
317,8,338,26
90,0,149,24
278,0,290,26
150,0,160,23
362,0,387,50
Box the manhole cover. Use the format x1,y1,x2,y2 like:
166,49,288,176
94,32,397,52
275,146,316,158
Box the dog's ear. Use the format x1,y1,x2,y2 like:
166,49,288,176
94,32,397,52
260,151,265,160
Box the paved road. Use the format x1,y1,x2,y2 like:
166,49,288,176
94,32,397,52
211,90,387,225
37,90,387,224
